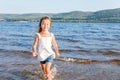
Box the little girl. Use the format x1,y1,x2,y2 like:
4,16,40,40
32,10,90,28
32,16,60,80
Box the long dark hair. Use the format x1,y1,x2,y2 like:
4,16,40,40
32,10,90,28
38,16,51,33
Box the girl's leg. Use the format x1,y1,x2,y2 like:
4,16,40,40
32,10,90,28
40,64,46,74
40,64,48,80
45,62,52,80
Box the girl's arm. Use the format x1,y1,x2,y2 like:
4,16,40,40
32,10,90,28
32,34,39,57
52,33,60,58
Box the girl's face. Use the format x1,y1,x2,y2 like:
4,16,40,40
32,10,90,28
41,19,51,32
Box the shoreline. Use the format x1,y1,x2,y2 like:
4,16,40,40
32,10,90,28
0,50,120,80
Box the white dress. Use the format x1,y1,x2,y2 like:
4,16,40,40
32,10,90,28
36,33,55,61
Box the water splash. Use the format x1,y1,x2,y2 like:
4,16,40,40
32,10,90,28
51,65,58,79
57,57,98,64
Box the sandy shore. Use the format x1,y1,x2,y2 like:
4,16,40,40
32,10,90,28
0,49,120,80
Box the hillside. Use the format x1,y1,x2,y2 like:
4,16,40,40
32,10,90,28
0,8,120,22
86,8,120,22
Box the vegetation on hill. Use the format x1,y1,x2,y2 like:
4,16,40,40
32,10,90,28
0,8,120,22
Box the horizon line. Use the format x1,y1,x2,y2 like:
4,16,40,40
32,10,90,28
0,8,119,14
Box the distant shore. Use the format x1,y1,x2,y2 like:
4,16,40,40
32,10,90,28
0,8,120,23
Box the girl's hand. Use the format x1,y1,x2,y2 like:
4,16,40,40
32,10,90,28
56,53,60,58
32,52,37,57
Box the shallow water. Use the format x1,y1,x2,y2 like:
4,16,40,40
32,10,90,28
0,49,120,80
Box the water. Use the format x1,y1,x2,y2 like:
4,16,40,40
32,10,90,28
0,22,120,61
0,22,120,80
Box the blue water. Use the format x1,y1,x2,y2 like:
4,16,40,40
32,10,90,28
0,22,120,61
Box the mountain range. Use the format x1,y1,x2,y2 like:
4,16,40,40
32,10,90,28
0,8,120,22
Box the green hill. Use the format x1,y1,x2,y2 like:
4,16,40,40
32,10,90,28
0,8,120,22
86,8,120,22
52,11,92,22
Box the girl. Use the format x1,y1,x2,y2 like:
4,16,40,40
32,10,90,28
32,16,60,80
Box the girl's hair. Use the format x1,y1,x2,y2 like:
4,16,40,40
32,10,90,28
38,16,51,33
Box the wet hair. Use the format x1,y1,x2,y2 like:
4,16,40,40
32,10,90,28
38,16,51,33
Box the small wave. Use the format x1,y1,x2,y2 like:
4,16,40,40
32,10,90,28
57,57,98,64
1,48,120,65
109,59,120,65
57,57,120,65
78,49,90,53
8,34,32,38
57,37,80,42
59,48,91,54
97,49,120,56
59,49,73,53
0,49,32,57
0,37,8,41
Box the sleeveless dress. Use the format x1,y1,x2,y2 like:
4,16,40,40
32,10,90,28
36,33,55,61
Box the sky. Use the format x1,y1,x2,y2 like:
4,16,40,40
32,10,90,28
0,0,120,14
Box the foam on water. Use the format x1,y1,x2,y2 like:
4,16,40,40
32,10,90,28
51,65,58,79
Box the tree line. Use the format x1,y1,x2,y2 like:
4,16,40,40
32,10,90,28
0,8,120,23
